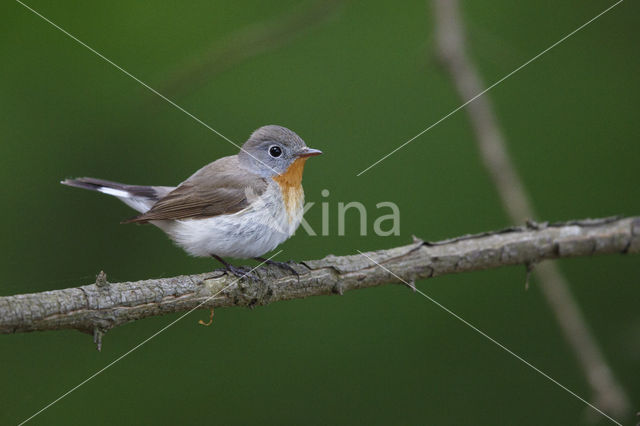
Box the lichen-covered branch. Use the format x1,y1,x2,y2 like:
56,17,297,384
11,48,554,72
1,216,637,340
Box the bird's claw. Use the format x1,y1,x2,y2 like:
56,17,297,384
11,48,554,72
272,261,299,277
225,264,258,281
253,257,299,277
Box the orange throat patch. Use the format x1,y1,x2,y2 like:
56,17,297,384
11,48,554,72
273,157,307,222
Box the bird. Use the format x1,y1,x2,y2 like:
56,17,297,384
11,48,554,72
61,125,322,277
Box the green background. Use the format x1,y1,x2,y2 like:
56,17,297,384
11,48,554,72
1,1,639,424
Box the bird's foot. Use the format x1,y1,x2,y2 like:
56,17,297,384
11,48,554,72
211,254,258,281
224,264,259,281
254,258,299,277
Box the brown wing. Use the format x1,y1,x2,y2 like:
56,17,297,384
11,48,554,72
125,156,268,223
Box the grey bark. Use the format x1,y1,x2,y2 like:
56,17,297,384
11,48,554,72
1,216,637,337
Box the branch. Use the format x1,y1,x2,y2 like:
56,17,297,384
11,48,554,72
1,217,637,342
432,0,631,418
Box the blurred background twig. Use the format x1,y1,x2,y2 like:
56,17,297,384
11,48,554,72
432,0,630,419
157,0,345,100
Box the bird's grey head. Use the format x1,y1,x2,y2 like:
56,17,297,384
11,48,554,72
238,125,322,177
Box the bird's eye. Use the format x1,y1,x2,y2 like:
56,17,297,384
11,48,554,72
269,145,282,157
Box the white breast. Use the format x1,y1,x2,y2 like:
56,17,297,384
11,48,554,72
154,182,304,259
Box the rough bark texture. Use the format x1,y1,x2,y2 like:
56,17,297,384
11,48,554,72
1,216,637,337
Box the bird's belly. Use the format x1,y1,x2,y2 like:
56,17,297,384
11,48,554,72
160,186,304,259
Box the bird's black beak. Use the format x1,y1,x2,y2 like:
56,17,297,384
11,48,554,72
297,147,323,158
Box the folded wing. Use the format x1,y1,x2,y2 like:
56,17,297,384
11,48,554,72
125,156,268,223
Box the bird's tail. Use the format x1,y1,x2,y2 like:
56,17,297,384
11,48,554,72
61,177,174,214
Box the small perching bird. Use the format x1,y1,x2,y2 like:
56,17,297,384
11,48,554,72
61,125,322,276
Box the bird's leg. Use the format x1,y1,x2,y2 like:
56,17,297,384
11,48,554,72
211,254,257,281
253,257,299,277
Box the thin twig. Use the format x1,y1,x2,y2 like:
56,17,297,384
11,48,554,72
432,0,631,418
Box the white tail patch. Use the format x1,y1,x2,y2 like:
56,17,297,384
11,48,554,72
98,187,131,198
